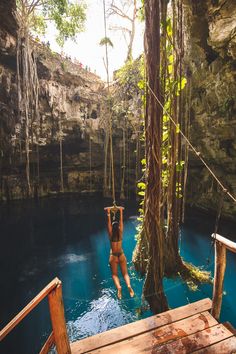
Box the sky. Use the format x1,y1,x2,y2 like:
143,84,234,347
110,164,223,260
42,0,144,81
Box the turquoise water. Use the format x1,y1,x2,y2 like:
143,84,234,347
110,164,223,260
0,196,235,354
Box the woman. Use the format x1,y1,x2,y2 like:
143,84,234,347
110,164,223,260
104,206,134,299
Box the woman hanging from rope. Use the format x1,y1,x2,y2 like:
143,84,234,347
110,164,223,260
104,206,134,299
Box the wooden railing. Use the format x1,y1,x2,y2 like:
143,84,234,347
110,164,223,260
211,233,236,320
0,277,71,354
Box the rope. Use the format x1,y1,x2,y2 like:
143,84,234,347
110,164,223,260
147,82,236,204
102,0,116,205
110,117,116,204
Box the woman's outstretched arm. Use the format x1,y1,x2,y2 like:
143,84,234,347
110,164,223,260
119,207,124,234
104,207,112,239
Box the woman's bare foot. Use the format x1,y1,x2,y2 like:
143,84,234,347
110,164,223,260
128,286,134,297
117,287,122,299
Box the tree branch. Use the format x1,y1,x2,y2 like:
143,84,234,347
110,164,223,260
28,0,42,15
109,4,133,22
109,25,131,35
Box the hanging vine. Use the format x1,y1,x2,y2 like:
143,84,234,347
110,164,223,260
14,0,86,197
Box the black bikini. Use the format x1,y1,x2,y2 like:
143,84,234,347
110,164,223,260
110,250,124,258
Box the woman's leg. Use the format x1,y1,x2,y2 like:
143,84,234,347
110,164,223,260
119,253,134,297
109,255,122,299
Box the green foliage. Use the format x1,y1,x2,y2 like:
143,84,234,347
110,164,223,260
30,14,47,35
18,0,87,47
180,262,212,292
137,182,146,190
137,0,145,21
160,18,187,198
99,37,114,47
116,55,145,95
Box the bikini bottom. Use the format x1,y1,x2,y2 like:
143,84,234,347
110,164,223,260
110,250,124,258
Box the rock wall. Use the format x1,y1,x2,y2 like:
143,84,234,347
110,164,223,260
1,0,236,219
0,4,139,201
183,0,236,218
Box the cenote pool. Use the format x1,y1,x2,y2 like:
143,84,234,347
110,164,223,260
0,196,236,354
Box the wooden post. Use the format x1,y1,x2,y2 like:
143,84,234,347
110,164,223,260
48,282,71,354
211,240,226,320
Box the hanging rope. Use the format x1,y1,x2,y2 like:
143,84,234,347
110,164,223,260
102,0,116,206
109,113,116,205
147,82,236,204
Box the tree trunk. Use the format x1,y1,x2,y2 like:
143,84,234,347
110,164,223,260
126,0,137,62
142,0,168,314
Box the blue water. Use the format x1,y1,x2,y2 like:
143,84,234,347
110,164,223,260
0,196,236,354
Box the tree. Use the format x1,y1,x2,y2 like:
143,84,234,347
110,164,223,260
107,0,139,62
14,0,86,196
134,0,210,312
141,0,168,313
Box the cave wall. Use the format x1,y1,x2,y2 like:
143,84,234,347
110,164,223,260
2,0,236,218
183,0,236,218
0,3,139,201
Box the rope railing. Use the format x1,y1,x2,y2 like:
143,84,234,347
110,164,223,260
147,82,236,204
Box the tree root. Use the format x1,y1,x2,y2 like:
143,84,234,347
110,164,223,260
177,260,212,292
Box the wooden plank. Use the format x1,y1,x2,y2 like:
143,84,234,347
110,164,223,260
193,336,236,353
211,241,226,320
87,311,218,354
70,298,212,354
155,324,233,354
39,332,55,354
48,282,71,354
0,277,60,341
223,321,236,335
211,234,236,253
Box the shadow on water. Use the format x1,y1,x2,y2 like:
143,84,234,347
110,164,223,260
0,197,235,354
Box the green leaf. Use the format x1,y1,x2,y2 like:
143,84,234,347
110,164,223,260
163,130,169,142
138,191,145,196
168,54,174,64
163,114,169,123
99,37,114,48
176,160,185,172
138,80,145,90
137,182,146,190
176,124,180,133
141,158,146,166
177,77,187,92
180,77,187,90
168,64,173,74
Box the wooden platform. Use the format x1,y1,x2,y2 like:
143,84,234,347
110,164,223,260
70,298,236,354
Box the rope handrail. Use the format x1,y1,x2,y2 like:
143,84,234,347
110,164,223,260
147,82,236,204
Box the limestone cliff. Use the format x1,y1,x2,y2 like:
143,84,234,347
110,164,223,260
0,4,139,201
1,0,236,220
183,0,236,218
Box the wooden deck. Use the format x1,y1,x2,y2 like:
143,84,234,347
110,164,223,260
70,298,236,354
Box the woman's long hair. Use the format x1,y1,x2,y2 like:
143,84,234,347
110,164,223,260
112,221,120,241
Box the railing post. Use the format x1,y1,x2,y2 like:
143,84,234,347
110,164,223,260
48,281,71,354
211,240,226,320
